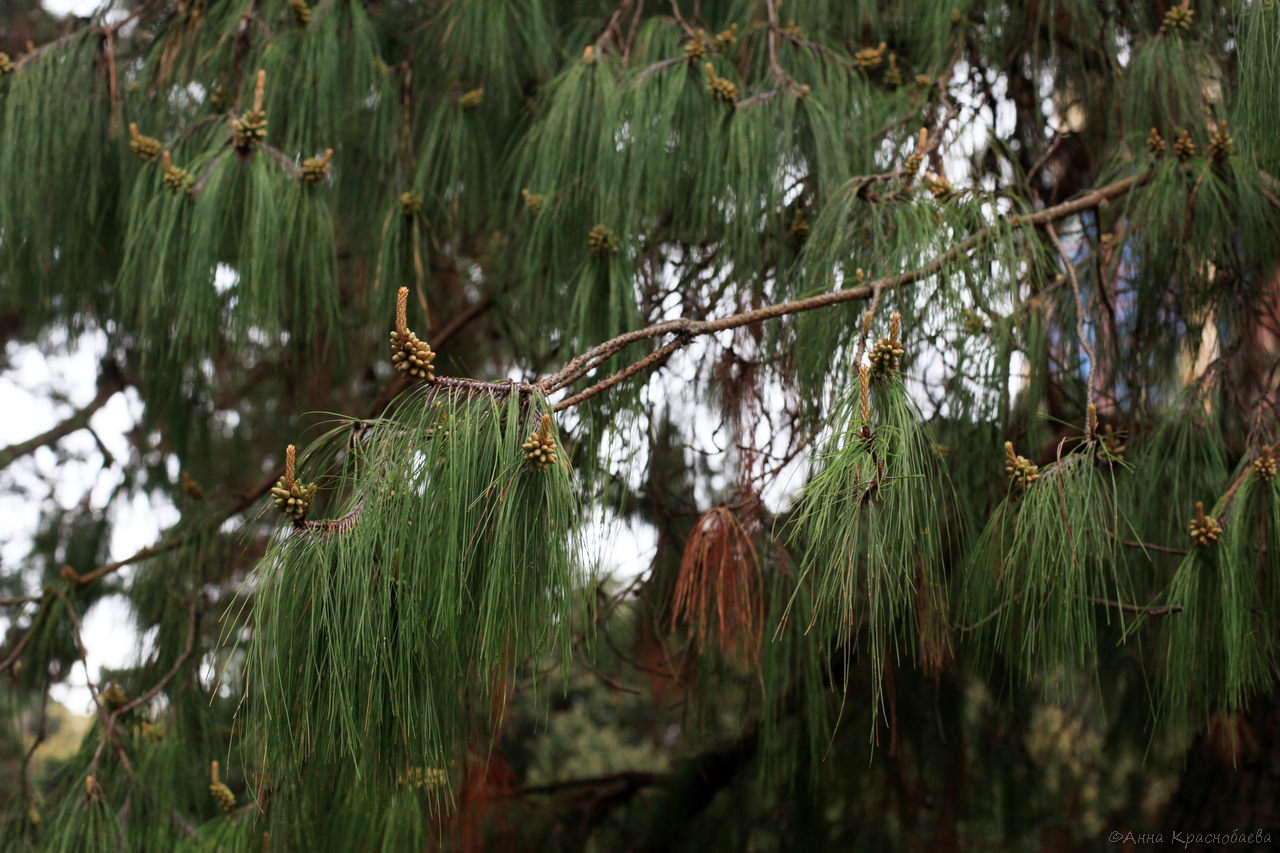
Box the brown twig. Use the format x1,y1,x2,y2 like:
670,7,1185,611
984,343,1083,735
1109,532,1189,556
591,0,635,58
551,336,688,412
1083,596,1183,616
632,56,685,86
259,143,303,180
668,0,695,37
763,0,805,95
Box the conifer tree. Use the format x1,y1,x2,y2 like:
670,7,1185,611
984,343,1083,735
3,0,1280,848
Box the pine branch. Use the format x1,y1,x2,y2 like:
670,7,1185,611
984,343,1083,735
540,172,1150,399
1,290,498,606
551,335,687,412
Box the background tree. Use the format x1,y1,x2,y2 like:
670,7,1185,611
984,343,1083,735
2,0,1279,849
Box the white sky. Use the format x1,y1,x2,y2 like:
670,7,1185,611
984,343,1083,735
43,0,101,15
1,333,173,713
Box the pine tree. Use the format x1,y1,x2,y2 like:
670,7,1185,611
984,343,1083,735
2,0,1280,849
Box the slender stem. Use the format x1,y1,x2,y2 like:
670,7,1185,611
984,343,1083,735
1082,595,1183,615
958,590,1183,632
1109,532,1189,556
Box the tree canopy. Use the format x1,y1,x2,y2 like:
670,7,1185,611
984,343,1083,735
3,0,1280,849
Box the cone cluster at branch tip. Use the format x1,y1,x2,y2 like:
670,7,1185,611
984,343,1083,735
210,761,236,814
588,224,620,257
705,63,738,105
182,470,203,500
884,53,902,86
1253,446,1277,481
401,767,447,789
389,329,435,380
925,172,954,200
161,151,191,194
141,721,163,742
712,24,737,53
684,29,707,62
390,287,436,381
301,149,333,184
290,0,310,25
272,444,318,520
102,680,127,710
523,414,558,472
209,84,228,113
854,42,887,72
0,52,12,74
272,477,317,519
1098,424,1126,462
1189,501,1221,546
1004,441,1040,488
1146,127,1166,156
521,188,544,213
1174,129,1196,161
961,307,986,336
790,208,809,242
128,123,161,162
400,191,422,216
1161,1,1194,34
869,313,905,379
1208,122,1234,161
459,88,484,111
232,70,268,151
904,129,928,176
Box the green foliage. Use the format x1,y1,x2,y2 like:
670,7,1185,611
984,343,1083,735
242,387,581,790
4,0,1280,849
785,374,949,731
959,446,1128,683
